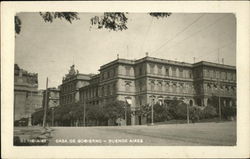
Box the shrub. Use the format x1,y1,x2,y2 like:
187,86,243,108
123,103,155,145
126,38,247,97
201,105,217,119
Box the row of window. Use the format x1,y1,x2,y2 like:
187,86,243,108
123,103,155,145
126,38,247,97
196,69,236,81
148,80,194,93
61,83,76,93
80,83,117,99
100,68,117,81
60,94,75,104
149,64,193,78
99,64,195,81
205,83,236,92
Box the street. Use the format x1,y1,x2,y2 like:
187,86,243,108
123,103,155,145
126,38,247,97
48,121,236,146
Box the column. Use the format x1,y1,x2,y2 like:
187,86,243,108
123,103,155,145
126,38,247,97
203,98,208,107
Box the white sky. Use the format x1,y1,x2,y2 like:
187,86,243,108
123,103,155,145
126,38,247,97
15,13,236,89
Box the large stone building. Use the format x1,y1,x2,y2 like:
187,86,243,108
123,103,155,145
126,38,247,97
79,56,236,125
59,65,93,106
14,64,43,126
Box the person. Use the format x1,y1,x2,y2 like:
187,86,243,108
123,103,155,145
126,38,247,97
116,118,121,126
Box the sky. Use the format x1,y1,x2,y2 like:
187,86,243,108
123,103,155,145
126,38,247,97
15,13,236,89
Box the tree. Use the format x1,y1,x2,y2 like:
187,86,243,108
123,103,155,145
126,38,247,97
15,12,171,34
103,100,129,121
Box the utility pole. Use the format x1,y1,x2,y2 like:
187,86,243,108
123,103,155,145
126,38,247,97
51,107,54,127
125,104,127,126
42,77,48,128
216,78,222,121
187,102,190,124
83,101,86,127
28,90,33,126
151,97,154,125
218,95,222,121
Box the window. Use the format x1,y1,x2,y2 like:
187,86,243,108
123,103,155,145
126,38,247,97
179,68,183,78
107,85,110,95
158,81,163,91
150,80,155,91
221,72,226,80
139,67,142,75
165,81,169,92
102,73,104,80
107,71,110,79
210,70,213,78
113,83,116,93
204,69,208,77
179,83,184,93
227,72,231,80
150,64,154,74
113,68,116,76
126,66,131,76
232,73,236,81
172,83,177,92
189,70,192,78
139,81,143,92
216,71,219,79
165,67,169,76
102,87,104,96
96,88,98,96
158,65,162,75
172,67,176,77
125,82,131,92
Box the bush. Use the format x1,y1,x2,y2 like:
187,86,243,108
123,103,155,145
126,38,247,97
222,105,236,119
201,105,217,119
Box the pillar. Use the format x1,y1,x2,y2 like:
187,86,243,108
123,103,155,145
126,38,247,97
131,113,136,125
203,98,208,107
229,99,233,107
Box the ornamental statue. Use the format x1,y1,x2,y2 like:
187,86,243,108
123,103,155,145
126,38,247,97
69,65,76,76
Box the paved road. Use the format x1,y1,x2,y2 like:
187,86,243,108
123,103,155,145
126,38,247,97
48,121,236,146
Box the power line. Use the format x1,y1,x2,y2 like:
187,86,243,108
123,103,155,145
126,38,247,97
155,14,230,56
151,14,206,54
195,41,235,63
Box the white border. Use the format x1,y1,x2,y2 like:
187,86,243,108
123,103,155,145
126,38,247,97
1,1,250,158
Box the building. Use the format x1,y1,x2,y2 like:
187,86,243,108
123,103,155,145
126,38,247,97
14,64,43,126
59,65,93,106
42,87,60,109
79,56,237,125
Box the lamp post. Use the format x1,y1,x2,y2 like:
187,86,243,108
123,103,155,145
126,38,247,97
187,102,190,124
83,101,86,127
216,78,222,121
42,77,48,128
51,107,54,127
150,96,155,125
218,95,221,121
124,104,127,126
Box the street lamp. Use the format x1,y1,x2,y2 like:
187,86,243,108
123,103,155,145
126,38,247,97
150,96,155,125
125,97,132,126
51,107,55,127
187,101,190,124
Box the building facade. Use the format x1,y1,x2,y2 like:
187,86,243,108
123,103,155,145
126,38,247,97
14,64,43,126
79,56,236,125
59,65,93,106
42,87,60,109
